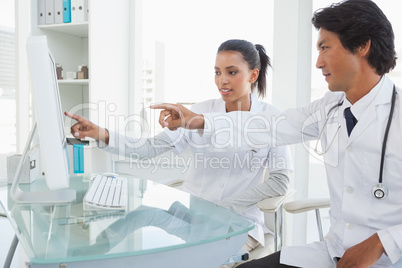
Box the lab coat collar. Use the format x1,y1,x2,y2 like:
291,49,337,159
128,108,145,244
217,98,227,113
217,93,261,113
343,76,393,145
250,93,262,112
373,75,394,106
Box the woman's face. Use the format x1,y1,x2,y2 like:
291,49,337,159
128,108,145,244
214,51,258,111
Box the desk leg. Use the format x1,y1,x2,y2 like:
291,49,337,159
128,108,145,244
4,235,18,268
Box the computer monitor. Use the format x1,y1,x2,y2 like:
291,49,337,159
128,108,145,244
10,35,75,203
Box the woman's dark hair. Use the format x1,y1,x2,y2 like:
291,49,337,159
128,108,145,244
312,0,396,75
217,39,271,98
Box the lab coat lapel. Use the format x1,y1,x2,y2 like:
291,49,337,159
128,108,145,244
346,78,393,145
346,103,377,145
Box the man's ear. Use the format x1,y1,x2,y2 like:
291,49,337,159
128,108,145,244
358,40,371,57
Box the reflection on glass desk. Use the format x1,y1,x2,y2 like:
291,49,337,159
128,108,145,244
0,174,254,268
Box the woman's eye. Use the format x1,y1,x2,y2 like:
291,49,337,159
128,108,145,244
229,71,237,75
215,71,221,75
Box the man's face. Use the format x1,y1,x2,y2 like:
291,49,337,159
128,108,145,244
315,28,361,93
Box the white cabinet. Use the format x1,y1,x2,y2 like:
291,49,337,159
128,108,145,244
32,21,89,119
30,0,130,125
19,0,134,173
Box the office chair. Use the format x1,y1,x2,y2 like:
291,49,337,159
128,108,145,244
159,178,185,188
245,189,295,261
242,195,330,267
284,197,330,241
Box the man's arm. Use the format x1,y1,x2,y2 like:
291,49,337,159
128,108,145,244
151,93,343,150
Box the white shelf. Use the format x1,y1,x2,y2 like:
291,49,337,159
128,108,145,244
38,22,88,37
58,79,89,85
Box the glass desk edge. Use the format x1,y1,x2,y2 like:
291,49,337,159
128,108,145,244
0,174,255,264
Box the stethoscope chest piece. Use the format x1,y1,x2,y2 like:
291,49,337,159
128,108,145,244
371,183,389,199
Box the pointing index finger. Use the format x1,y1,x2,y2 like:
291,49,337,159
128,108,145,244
64,111,86,123
150,103,175,110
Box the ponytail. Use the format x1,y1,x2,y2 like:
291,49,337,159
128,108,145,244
255,44,271,98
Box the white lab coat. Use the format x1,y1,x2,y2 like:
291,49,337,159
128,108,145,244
202,76,402,267
103,94,293,247
164,94,293,246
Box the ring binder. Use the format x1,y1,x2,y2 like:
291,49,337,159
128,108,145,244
38,0,46,25
45,0,55,24
63,0,71,23
55,0,64,24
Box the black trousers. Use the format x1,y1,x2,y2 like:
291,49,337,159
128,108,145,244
237,251,300,268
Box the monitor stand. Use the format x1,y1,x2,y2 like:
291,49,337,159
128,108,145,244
10,123,76,204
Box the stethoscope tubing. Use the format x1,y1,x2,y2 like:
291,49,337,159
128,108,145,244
378,85,396,184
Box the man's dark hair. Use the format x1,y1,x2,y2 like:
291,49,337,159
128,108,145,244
312,0,397,75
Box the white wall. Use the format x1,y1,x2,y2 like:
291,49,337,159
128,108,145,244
272,0,313,246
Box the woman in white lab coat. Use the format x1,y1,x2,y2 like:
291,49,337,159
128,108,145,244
66,39,293,260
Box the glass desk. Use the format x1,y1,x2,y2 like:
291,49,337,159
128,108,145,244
0,174,254,268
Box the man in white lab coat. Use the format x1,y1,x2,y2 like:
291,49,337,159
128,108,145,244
151,0,402,267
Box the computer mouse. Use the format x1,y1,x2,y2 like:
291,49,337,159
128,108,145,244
102,172,119,178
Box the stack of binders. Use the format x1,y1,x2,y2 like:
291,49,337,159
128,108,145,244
38,0,89,25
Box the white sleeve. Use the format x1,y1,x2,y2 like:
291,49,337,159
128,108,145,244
267,144,293,172
377,225,402,264
216,127,294,214
216,169,291,214
202,93,343,150
202,108,313,150
98,130,174,158
163,127,190,155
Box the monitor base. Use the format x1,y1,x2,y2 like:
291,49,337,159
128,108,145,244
10,123,76,204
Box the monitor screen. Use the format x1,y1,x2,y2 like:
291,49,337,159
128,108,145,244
26,35,70,190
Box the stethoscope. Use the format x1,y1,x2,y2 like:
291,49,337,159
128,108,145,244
314,102,342,155
372,85,396,199
316,85,396,200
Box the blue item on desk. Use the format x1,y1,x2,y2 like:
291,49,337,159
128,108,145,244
67,138,89,174
73,144,85,173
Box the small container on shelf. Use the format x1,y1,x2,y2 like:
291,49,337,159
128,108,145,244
56,64,63,80
81,65,89,79
66,71,77,80
78,64,89,79
77,71,84,79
